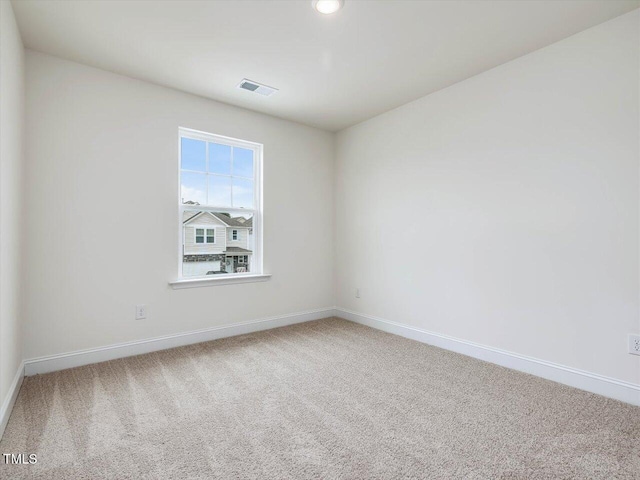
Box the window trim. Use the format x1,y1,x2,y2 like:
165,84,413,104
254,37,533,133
170,273,271,289
195,228,205,244
232,229,238,241
176,127,264,284
192,226,216,244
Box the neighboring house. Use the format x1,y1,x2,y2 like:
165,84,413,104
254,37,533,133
183,211,253,275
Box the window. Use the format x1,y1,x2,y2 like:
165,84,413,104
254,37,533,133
195,228,215,244
179,128,262,279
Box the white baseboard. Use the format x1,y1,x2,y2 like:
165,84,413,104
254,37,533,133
0,361,25,440
337,307,640,407
24,307,336,376
20,307,640,407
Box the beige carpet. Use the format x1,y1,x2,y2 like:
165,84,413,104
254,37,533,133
1,318,639,479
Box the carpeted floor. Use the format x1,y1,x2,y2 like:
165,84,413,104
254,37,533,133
0,318,639,479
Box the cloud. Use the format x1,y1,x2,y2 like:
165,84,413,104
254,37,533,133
181,185,206,204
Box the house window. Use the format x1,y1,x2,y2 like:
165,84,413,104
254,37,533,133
195,228,214,244
179,128,262,279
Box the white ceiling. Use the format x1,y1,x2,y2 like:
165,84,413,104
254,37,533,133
12,0,639,132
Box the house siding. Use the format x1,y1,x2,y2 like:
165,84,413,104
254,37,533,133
227,228,250,250
182,212,252,257
184,225,226,255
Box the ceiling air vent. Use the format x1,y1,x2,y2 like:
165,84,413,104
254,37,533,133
237,79,278,97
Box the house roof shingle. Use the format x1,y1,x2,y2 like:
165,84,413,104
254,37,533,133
182,211,253,227
224,247,252,254
211,213,253,228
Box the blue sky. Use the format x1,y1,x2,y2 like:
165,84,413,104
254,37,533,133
181,138,254,208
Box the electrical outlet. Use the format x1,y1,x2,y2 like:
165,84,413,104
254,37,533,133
135,304,147,320
355,288,360,298
630,334,640,356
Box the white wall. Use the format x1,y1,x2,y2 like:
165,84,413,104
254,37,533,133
335,11,640,385
23,51,334,359
0,0,25,404
16,8,640,393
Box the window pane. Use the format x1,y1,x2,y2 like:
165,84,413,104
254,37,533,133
208,175,231,207
182,210,254,277
209,143,231,175
233,147,254,178
181,138,206,172
232,177,254,208
181,172,207,205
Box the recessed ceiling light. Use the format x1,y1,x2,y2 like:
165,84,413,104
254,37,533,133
312,0,344,15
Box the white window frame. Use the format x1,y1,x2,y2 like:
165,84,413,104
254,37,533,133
232,229,238,241
172,127,268,288
192,226,216,244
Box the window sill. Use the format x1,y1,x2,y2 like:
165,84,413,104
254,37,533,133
169,273,271,289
